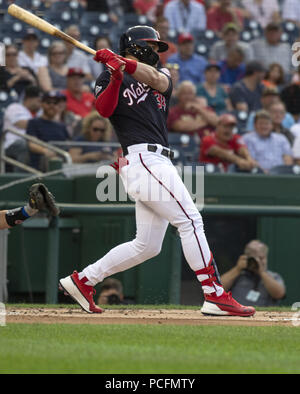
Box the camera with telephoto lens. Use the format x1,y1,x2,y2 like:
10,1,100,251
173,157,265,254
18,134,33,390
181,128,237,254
107,294,122,305
247,256,259,271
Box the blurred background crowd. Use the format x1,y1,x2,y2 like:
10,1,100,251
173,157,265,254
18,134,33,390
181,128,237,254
1,0,300,174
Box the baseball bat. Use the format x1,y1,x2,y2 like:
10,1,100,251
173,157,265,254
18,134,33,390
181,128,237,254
7,4,96,56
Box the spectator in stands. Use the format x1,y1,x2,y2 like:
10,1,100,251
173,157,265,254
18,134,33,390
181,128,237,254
262,63,286,91
241,0,281,29
18,29,51,92
0,44,37,98
200,114,258,172
88,36,112,80
69,111,114,163
18,29,47,75
243,110,293,172
196,64,233,115
3,86,42,170
218,46,246,86
62,68,95,118
246,88,295,132
229,60,265,112
167,81,219,139
133,0,160,22
221,240,286,307
250,22,292,77
165,63,180,105
209,22,254,64
27,91,69,171
97,278,125,305
47,41,68,91
155,17,178,66
269,102,295,146
207,0,244,34
163,0,206,33
293,134,300,164
282,0,300,27
167,33,207,84
64,25,93,82
55,92,82,139
280,83,300,124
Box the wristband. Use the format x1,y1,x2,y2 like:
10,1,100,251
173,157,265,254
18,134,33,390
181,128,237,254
118,57,137,74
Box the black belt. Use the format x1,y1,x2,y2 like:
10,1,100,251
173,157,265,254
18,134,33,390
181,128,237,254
123,145,175,160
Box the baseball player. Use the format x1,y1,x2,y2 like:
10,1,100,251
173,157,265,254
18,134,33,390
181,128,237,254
0,183,60,230
59,26,255,317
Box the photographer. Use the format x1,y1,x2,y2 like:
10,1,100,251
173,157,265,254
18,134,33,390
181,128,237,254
220,240,286,306
97,278,125,306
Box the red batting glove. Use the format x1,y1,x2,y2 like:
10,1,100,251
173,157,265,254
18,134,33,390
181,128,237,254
107,57,125,80
94,48,116,64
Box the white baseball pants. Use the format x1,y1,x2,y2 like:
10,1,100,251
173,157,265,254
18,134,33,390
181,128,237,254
82,144,223,295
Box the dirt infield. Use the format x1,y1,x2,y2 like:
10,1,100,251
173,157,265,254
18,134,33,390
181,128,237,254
6,307,297,326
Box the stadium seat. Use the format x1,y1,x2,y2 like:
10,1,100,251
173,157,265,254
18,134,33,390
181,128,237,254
44,10,79,29
243,19,263,39
269,165,300,175
14,0,47,11
227,164,264,174
0,0,8,13
233,110,250,134
167,29,178,44
240,30,253,42
49,0,84,13
193,30,219,55
168,133,199,164
203,163,222,173
122,13,152,28
195,41,209,57
282,21,299,43
80,12,115,30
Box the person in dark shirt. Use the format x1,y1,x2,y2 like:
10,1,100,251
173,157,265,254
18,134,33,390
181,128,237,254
229,60,265,112
69,111,115,163
221,240,286,306
218,46,246,86
0,44,37,97
27,91,69,170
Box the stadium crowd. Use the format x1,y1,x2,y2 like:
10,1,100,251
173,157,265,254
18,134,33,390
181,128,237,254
1,0,300,173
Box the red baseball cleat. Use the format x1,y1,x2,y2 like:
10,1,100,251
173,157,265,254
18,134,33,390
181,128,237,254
201,291,256,317
59,271,103,314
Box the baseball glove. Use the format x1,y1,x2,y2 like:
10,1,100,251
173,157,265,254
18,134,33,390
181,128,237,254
29,183,60,217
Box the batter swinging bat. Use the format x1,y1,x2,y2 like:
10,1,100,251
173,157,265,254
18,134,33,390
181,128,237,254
7,4,96,56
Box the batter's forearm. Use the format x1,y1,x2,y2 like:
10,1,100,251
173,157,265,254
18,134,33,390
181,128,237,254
131,61,169,93
120,56,169,93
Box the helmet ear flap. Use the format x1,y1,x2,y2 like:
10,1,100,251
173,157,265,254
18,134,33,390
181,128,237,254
119,33,129,56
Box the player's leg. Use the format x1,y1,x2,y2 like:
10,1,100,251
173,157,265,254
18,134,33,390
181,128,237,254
59,199,169,312
135,154,255,316
81,199,169,284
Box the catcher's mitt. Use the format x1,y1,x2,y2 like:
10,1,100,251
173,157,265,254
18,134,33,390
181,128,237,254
29,183,60,217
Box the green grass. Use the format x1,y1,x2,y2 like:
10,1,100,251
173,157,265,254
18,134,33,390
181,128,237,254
0,324,299,374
